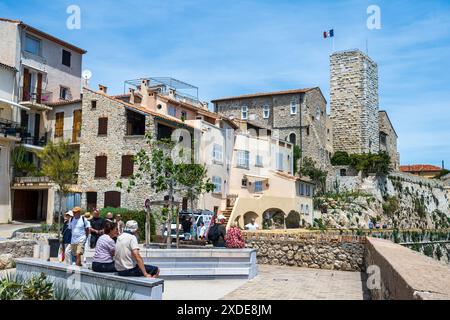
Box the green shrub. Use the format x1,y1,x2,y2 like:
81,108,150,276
330,151,351,166
22,273,53,300
383,196,400,216
100,207,156,242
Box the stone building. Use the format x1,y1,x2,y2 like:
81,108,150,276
378,110,399,169
211,87,329,170
330,49,380,155
330,49,400,169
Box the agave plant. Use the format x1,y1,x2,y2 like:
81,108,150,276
0,272,24,300
22,273,54,300
52,282,80,300
81,284,134,300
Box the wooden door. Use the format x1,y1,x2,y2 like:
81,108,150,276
72,109,82,142
55,112,64,138
13,190,39,221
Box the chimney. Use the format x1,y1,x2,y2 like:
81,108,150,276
140,79,150,107
98,84,108,94
129,88,135,104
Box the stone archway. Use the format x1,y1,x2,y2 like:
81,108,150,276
286,210,301,229
262,208,286,229
243,211,258,226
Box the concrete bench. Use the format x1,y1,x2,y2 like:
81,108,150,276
85,247,258,280
15,258,164,300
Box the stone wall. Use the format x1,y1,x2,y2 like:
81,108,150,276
365,237,450,300
78,89,156,210
379,111,399,170
330,50,379,154
0,239,37,270
244,232,365,271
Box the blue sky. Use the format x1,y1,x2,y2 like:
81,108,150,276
2,0,450,167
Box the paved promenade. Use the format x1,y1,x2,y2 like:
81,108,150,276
222,265,370,300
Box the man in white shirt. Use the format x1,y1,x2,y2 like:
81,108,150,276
68,207,91,266
115,220,159,278
245,218,259,231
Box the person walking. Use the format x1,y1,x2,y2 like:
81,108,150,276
69,207,91,266
115,214,125,235
198,222,207,240
92,221,118,273
115,220,159,278
89,209,105,248
181,215,192,241
61,211,73,264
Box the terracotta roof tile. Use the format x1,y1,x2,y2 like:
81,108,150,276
400,164,442,173
211,88,315,102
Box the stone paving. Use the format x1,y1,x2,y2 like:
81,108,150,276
222,265,370,300
0,222,40,239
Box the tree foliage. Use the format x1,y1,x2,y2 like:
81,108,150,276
330,151,391,176
330,151,351,166
300,157,327,195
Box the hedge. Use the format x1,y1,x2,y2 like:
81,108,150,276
99,207,156,242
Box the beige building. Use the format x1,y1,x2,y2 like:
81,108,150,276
0,17,85,223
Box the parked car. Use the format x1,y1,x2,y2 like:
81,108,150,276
163,210,214,241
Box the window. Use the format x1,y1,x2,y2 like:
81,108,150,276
91,100,97,109
380,132,387,145
340,169,347,177
300,204,304,214
213,144,223,163
263,105,270,119
305,204,310,215
290,101,297,115
316,107,321,120
306,185,311,197
241,178,248,187
256,154,263,167
168,105,176,117
60,86,69,100
241,106,248,120
212,176,222,193
236,150,249,168
25,34,41,55
300,183,305,196
306,126,310,136
126,109,145,135
254,181,263,193
62,49,71,67
181,110,187,120
121,155,134,177
98,117,108,135
276,153,283,171
289,133,296,145
104,191,121,208
86,192,97,212
95,156,107,178
54,112,64,138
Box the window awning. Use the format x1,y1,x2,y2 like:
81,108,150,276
244,173,269,181
0,97,30,111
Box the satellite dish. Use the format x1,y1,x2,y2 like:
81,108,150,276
82,69,92,80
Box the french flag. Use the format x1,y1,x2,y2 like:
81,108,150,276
323,29,334,38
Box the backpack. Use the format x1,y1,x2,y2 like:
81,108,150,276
70,216,90,236
208,224,220,242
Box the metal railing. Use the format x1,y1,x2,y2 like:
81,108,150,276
0,118,22,137
20,88,53,104
14,176,51,184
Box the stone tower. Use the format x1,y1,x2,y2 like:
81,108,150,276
330,49,379,154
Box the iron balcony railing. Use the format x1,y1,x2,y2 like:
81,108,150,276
14,176,51,184
0,118,22,138
20,88,53,104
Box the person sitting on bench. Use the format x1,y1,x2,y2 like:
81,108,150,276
92,221,118,273
115,220,160,278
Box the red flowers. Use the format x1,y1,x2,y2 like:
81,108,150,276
225,227,245,248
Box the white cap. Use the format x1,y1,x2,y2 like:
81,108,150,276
65,210,74,217
217,215,226,221
125,220,139,232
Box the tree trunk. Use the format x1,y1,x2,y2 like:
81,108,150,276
166,184,173,249
57,190,63,241
145,207,151,246
190,195,195,239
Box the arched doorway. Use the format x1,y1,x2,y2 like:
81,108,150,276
286,210,301,229
289,133,296,145
243,211,258,226
262,208,285,229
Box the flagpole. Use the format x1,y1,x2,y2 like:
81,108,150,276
332,36,335,53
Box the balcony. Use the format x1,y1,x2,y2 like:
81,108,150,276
20,89,53,110
0,118,22,140
20,131,49,148
14,176,51,184
53,129,81,144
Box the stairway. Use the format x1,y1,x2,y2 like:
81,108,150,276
221,195,238,226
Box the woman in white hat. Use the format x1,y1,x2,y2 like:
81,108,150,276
209,214,227,248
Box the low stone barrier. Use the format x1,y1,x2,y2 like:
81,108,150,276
364,237,450,300
13,232,58,243
0,239,37,270
244,232,365,271
15,258,164,300
85,247,258,279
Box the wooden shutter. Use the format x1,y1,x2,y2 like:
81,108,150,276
36,73,43,103
98,117,108,135
121,155,134,177
55,112,64,138
22,68,30,101
95,156,107,178
104,191,121,208
72,110,82,142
